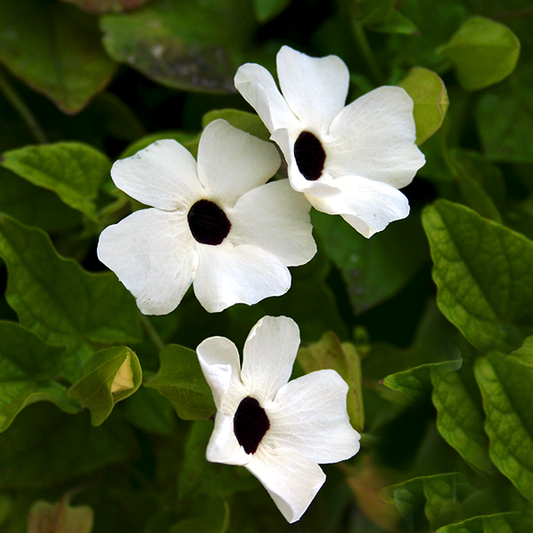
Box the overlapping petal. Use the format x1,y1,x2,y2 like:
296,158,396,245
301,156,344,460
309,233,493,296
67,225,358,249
193,244,291,313
197,119,281,204
206,412,251,466
97,208,197,315
111,139,200,210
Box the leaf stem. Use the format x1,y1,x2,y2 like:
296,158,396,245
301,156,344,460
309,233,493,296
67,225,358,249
0,67,48,145
140,313,165,351
350,21,384,86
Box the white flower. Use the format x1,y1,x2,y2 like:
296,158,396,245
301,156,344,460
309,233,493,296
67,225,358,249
197,315,361,523
234,46,426,238
97,119,316,315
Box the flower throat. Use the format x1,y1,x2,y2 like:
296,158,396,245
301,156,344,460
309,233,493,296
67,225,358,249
188,199,231,245
294,131,326,181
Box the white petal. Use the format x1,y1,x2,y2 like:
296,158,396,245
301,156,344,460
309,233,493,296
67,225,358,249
268,369,361,464
196,120,281,205
206,411,250,466
97,209,197,315
277,46,349,135
193,244,291,313
111,139,201,210
196,336,243,409
247,447,326,523
306,175,410,238
234,63,300,135
240,316,300,403
230,180,316,266
326,86,426,188
270,129,341,198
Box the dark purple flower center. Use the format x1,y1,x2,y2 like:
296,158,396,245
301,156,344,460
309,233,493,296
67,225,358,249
187,199,231,245
294,131,326,181
234,396,270,454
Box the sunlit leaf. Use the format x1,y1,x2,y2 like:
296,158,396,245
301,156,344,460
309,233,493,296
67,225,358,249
68,346,142,426
436,512,522,533
101,0,256,93
0,214,142,380
0,321,80,433
0,0,117,113
28,496,94,533
422,200,533,352
1,142,111,220
475,353,533,502
440,16,520,92
399,67,449,145
146,344,215,420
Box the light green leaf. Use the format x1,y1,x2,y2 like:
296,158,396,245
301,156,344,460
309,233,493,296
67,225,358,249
0,214,142,380
0,321,80,433
146,344,215,420
509,335,533,367
313,208,428,314
477,80,533,164
253,0,290,23
422,200,533,352
68,346,142,426
475,353,533,502
101,0,256,93
431,359,493,473
202,109,270,142
298,332,364,432
436,512,522,533
383,473,477,531
28,497,94,533
1,142,111,220
399,67,449,145
0,0,117,113
440,16,520,91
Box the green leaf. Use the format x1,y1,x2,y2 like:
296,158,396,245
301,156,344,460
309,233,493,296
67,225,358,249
312,208,428,314
178,420,255,501
253,0,290,23
0,0,117,113
422,200,533,352
59,0,151,14
440,16,520,92
119,131,199,160
68,346,142,426
171,496,230,533
477,80,533,163
1,142,111,220
28,496,94,533
0,321,80,433
145,344,215,420
349,0,395,26
0,402,137,489
475,353,533,502
0,213,142,380
399,67,449,145
298,332,364,432
202,109,270,142
383,473,478,531
509,335,533,367
431,359,493,473
100,0,256,93
371,9,418,35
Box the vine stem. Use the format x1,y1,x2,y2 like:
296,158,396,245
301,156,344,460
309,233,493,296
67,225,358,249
351,20,384,86
140,313,165,351
0,67,48,145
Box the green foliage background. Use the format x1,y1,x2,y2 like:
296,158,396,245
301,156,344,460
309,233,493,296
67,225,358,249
0,0,532,531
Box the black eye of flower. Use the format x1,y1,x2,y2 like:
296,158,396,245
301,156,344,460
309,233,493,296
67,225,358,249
187,199,231,245
294,131,326,181
234,396,270,454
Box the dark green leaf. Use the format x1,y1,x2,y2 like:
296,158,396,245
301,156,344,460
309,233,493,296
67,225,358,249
440,16,520,91
298,332,364,432
253,0,290,23
1,142,111,220
59,0,151,14
0,213,142,380
68,346,142,426
475,353,533,502
399,67,449,145
171,496,230,533
0,321,80,432
422,200,533,352
145,344,215,420
0,0,117,113
119,131,199,160
348,0,395,26
202,109,270,142
101,0,256,93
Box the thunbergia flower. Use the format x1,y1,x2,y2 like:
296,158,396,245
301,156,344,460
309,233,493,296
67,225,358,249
234,46,426,238
197,315,361,523
97,119,316,315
